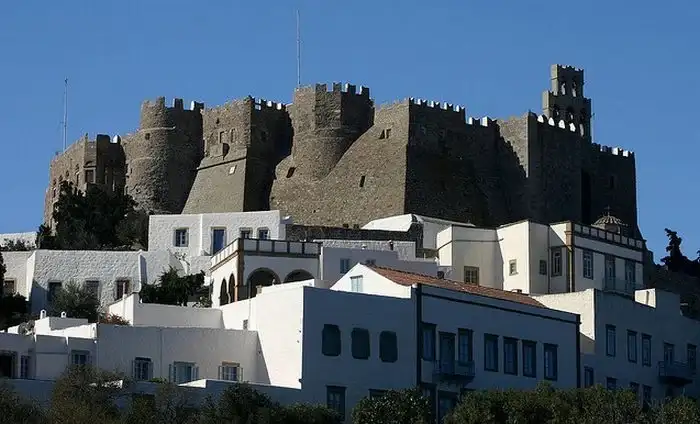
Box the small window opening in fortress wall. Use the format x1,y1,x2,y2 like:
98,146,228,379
609,175,617,190
286,167,296,178
219,131,226,143
144,133,151,140
359,176,366,188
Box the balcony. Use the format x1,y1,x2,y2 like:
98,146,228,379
603,277,639,297
433,360,475,384
211,238,321,268
658,361,694,386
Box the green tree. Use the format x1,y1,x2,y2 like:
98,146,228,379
199,383,281,424
50,366,126,424
352,388,431,424
50,280,100,322
122,383,201,424
0,238,32,251
140,268,206,306
43,181,147,250
0,252,29,330
0,381,47,424
651,396,700,424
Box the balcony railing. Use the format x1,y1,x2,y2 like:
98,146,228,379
211,238,321,268
603,277,639,297
433,360,475,384
658,361,695,386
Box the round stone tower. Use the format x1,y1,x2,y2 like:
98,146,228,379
122,97,204,214
290,83,374,180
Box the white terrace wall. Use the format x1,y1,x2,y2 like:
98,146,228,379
1,251,33,297
108,294,224,328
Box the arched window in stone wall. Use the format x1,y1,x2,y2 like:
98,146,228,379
219,278,229,306
552,105,561,120
228,274,235,302
284,270,314,284
571,79,578,97
566,107,575,122
560,81,567,95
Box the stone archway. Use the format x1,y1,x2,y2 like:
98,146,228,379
246,268,280,299
228,273,235,302
284,269,314,284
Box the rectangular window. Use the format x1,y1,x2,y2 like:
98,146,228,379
351,328,370,360
539,260,547,275
457,329,473,364
85,280,99,299
606,377,617,390
170,362,197,384
350,276,363,293
464,266,479,284
606,325,616,357
630,382,639,398
551,249,562,276
422,323,436,361
321,324,341,357
688,344,697,371
20,355,30,379
484,334,499,372
522,340,537,377
218,362,239,381
2,279,15,296
326,386,346,419
48,282,62,303
642,334,651,366
605,255,616,280
239,228,252,239
116,280,130,300
133,357,153,381
504,337,518,375
211,228,226,254
664,342,675,363
642,385,652,406
584,366,594,387
544,343,558,381
71,350,90,366
340,258,351,273
257,228,269,239
174,228,188,247
627,330,637,363
85,169,95,184
582,250,594,279
625,260,636,284
509,260,517,276
379,331,398,363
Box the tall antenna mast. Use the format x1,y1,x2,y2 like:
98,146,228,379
62,78,68,151
296,9,301,88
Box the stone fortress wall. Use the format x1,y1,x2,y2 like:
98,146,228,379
43,65,639,235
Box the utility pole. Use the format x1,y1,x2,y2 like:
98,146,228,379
62,78,68,151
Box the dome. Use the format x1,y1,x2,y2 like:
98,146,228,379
592,207,626,235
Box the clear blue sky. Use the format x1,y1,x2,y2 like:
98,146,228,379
0,0,697,260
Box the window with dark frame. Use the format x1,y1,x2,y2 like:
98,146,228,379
584,366,594,387
464,266,479,284
457,329,473,364
582,250,594,279
174,228,188,247
551,249,562,276
544,343,558,381
509,260,517,276
522,340,537,377
504,337,518,375
641,334,651,366
351,328,370,360
326,386,346,418
606,325,616,357
321,324,341,357
627,330,637,363
484,334,499,372
421,323,436,361
379,331,397,363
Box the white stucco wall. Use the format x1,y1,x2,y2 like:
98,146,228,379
1,251,33,297
437,225,501,288
330,264,412,299
497,222,531,293
320,246,437,287
0,232,36,248
26,250,176,313
571,232,644,293
148,211,288,257
301,285,416,421
108,294,224,328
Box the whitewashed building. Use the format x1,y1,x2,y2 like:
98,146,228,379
436,214,645,296
537,287,699,404
332,264,580,422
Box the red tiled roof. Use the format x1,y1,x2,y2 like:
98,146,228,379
369,266,545,308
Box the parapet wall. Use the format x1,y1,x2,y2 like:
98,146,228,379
140,97,204,130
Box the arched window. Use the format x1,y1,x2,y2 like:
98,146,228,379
560,82,567,95
219,278,229,306
566,108,575,122
552,105,561,120
571,79,578,97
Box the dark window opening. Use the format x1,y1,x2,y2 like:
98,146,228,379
609,175,617,189
322,324,341,357
286,167,296,178
144,133,150,140
352,328,370,360
359,176,366,187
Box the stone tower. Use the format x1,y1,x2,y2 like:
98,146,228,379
122,97,204,214
542,65,592,139
182,97,292,213
288,83,374,180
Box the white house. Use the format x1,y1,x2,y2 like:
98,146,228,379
362,213,469,255
436,214,645,297
209,238,321,306
2,249,178,313
148,210,291,258
331,264,580,422
536,287,700,405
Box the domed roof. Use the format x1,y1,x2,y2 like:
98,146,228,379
593,213,624,227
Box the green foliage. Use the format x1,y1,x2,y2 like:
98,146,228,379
279,403,342,424
98,313,131,325
0,381,47,424
0,251,5,282
661,228,700,277
0,293,29,330
352,388,431,424
140,267,206,306
49,366,126,424
0,238,32,251
50,280,100,322
200,383,278,423
40,181,147,251
122,383,200,424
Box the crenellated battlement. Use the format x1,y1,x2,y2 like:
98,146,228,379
408,97,465,114
536,114,581,133
252,97,286,111
141,97,204,112
593,143,634,158
51,133,120,161
466,117,494,127
300,82,371,98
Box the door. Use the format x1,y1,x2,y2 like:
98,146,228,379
0,353,15,378
212,229,226,254
664,343,675,364
439,333,455,373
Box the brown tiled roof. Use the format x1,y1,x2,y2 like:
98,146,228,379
369,266,545,308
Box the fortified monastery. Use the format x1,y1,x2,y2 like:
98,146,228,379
44,65,637,236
